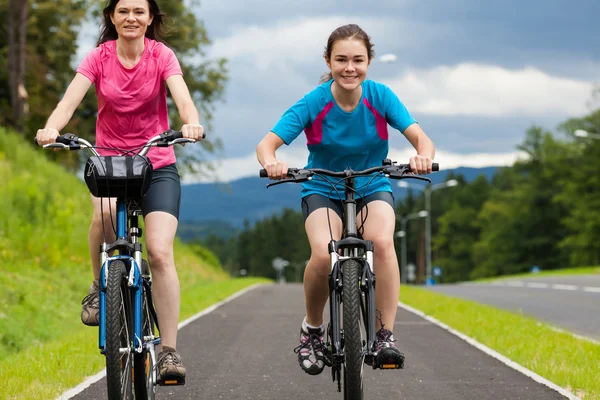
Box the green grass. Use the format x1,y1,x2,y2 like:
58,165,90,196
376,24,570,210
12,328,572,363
400,285,599,400
0,278,270,400
0,127,272,399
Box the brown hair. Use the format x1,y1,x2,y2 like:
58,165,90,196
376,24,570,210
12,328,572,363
96,0,170,46
320,24,375,84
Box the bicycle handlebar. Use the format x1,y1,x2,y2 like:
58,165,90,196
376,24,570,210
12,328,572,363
34,129,205,156
258,160,439,188
258,162,439,179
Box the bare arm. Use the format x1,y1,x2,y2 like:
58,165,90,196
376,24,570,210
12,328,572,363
256,132,288,179
36,73,92,145
166,74,204,140
403,123,436,173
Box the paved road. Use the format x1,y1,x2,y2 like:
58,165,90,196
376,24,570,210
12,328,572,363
70,284,570,399
428,274,600,341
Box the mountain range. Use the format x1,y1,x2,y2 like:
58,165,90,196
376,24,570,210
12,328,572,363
178,166,499,239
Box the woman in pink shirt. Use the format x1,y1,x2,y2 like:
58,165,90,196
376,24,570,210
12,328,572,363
35,0,201,383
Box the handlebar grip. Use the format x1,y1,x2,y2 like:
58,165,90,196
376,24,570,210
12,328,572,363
163,130,207,141
432,163,439,172
259,169,268,178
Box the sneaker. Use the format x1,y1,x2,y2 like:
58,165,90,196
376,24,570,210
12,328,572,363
293,324,330,375
371,328,405,369
81,281,99,326
157,348,186,385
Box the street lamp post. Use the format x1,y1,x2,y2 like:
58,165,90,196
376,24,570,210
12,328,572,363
398,179,459,285
396,210,428,284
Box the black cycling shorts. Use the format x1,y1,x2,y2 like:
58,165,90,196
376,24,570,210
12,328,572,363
141,163,181,220
301,192,395,222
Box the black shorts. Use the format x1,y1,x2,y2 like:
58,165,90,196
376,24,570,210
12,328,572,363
301,192,395,221
141,164,181,220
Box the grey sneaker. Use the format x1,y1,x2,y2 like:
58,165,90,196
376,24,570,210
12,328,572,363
157,349,186,385
372,328,405,369
293,325,331,375
81,281,99,326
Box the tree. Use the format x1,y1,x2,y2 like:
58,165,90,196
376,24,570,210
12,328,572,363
7,0,28,130
0,0,228,175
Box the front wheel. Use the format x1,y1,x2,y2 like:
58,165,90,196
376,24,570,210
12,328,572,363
105,260,134,399
342,259,364,400
134,260,157,400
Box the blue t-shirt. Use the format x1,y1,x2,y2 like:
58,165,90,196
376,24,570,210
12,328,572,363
272,79,417,199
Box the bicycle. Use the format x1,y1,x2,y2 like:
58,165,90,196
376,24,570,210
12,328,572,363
38,130,199,399
260,159,438,400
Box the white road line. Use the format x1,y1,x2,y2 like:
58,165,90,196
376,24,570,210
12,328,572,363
527,282,549,289
467,281,600,294
398,301,583,400
56,283,265,400
552,284,578,291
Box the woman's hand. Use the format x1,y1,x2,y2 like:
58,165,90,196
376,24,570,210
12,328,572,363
181,124,204,141
264,160,288,180
409,154,434,174
36,128,60,146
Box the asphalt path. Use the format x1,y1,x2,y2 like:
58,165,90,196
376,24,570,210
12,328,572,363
427,274,600,341
68,283,572,399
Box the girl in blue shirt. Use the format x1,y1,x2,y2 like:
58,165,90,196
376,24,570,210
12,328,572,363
256,24,435,375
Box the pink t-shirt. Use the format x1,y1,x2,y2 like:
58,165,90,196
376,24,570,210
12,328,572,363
76,37,183,169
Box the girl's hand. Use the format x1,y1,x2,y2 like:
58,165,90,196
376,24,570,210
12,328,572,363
409,155,433,174
264,160,288,180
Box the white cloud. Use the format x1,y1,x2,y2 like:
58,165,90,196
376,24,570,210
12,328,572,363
207,15,440,71
384,63,594,117
182,147,525,184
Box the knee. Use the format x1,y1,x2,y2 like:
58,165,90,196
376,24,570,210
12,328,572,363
371,235,396,258
91,208,115,230
146,244,173,271
307,250,331,277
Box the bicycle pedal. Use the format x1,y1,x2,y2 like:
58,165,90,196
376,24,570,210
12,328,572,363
376,362,403,370
158,377,186,386
374,353,405,370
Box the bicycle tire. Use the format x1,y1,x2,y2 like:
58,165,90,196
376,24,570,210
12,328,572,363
105,260,134,399
134,260,157,400
342,259,364,400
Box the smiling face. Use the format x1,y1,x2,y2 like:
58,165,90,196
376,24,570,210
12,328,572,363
110,0,153,41
326,38,371,92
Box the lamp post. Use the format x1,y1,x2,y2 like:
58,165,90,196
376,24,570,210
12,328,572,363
397,179,459,285
272,257,290,284
396,210,428,284
574,129,600,140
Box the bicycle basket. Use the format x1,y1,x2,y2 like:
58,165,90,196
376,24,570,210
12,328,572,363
84,155,153,198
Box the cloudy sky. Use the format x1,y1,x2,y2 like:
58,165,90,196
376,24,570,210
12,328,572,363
79,0,600,182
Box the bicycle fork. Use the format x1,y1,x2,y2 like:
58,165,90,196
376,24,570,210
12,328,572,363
97,203,145,355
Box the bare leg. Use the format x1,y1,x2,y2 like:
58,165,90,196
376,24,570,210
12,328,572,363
89,196,117,280
358,201,399,331
303,208,342,327
144,211,180,349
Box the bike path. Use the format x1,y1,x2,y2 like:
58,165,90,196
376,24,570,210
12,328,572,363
70,283,571,399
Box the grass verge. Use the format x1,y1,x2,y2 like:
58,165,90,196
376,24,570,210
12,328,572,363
0,278,269,400
400,285,599,400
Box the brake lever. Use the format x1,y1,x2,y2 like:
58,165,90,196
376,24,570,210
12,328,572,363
266,178,300,188
265,171,312,188
396,174,432,183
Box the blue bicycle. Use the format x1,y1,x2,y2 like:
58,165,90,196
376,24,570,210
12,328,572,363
39,130,198,399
